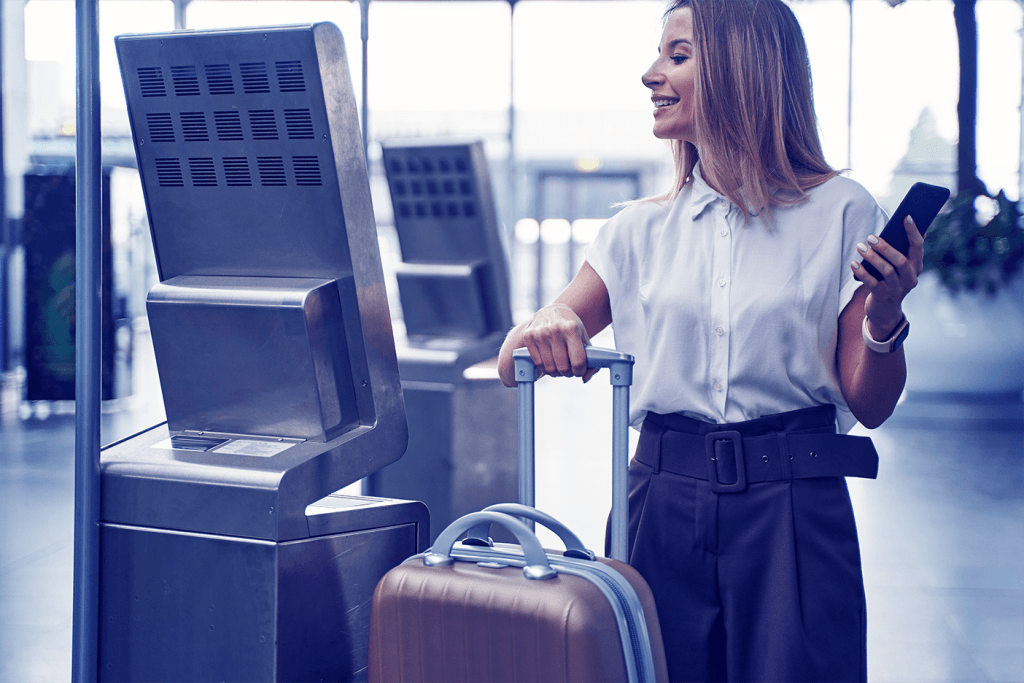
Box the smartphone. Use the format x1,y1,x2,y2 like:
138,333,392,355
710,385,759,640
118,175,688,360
859,182,951,280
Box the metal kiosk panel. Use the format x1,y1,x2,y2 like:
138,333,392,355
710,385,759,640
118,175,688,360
103,24,426,682
367,141,518,544
382,139,513,379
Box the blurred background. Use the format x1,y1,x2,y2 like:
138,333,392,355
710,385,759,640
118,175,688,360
0,0,1021,681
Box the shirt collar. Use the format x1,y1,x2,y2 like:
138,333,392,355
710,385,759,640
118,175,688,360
688,164,763,220
688,163,726,220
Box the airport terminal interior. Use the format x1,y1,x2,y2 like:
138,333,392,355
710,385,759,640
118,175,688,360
1,0,1023,681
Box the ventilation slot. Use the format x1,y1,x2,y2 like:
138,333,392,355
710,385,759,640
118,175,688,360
170,65,201,96
240,62,270,93
146,113,175,143
214,111,244,141
188,158,217,187
293,156,322,186
284,109,314,139
138,67,166,97
224,157,252,186
205,64,234,95
257,156,287,186
275,60,306,92
248,110,279,140
155,158,184,187
180,112,210,142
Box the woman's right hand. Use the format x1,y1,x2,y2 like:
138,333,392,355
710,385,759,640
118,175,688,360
497,262,612,387
498,303,597,387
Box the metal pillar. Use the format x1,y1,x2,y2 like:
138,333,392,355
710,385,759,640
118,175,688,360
1019,10,1023,201
508,0,517,254
72,0,101,679
360,0,370,165
847,0,853,169
173,0,191,30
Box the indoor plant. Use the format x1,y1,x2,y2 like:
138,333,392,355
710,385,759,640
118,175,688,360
902,189,1024,395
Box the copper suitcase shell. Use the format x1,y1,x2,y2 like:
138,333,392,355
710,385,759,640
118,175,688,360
369,545,668,683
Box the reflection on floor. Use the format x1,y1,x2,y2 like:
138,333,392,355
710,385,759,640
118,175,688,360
1,378,1021,682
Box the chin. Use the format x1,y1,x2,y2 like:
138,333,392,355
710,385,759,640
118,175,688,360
651,123,691,142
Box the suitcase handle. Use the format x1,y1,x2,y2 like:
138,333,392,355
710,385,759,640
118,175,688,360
513,346,635,562
512,346,634,386
464,503,596,560
424,511,557,580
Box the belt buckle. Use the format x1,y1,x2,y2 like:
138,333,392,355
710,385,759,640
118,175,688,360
705,430,747,494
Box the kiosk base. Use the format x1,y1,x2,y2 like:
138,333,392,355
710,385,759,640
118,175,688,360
98,495,427,683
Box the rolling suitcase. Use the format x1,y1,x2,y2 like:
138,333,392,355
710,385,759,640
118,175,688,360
368,347,669,683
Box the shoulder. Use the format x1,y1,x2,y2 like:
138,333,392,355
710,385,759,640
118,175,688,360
607,198,675,228
588,196,682,286
594,198,675,248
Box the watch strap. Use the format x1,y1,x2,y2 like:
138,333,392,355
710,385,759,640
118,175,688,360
862,315,910,354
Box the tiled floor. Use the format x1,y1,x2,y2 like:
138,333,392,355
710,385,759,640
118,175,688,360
1,331,1022,682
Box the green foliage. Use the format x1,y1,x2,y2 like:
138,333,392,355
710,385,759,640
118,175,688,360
923,189,1024,295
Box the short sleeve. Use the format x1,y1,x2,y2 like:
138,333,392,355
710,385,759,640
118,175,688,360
838,186,888,316
584,203,649,313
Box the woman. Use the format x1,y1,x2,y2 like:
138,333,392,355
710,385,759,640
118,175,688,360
497,0,923,681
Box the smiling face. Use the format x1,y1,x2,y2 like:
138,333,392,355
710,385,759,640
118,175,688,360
642,7,697,144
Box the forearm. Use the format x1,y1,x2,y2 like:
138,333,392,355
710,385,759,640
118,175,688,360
837,286,907,429
841,344,906,429
497,263,611,388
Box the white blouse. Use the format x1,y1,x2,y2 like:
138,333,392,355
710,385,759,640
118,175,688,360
585,167,886,433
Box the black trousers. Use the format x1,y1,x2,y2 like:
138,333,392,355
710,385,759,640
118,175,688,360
609,406,868,683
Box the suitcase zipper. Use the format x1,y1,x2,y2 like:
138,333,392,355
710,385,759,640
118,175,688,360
551,557,654,683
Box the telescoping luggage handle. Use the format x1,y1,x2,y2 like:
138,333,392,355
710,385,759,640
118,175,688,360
512,346,634,562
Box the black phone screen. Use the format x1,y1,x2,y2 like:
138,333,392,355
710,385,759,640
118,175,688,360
860,182,950,280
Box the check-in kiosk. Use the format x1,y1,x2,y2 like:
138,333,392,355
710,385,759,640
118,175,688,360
102,24,426,682
366,141,518,544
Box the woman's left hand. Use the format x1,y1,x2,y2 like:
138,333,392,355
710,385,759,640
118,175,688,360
850,215,924,339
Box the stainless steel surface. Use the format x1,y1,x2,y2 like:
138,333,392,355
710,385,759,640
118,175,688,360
108,24,408,540
98,498,426,683
382,139,512,374
394,262,491,339
117,24,371,285
73,0,101,678
148,275,362,442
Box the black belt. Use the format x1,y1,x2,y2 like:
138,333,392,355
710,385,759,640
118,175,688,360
636,405,879,494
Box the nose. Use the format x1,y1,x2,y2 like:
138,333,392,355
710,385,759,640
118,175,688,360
642,60,662,90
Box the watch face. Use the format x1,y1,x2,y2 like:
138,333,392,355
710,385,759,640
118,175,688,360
892,320,910,352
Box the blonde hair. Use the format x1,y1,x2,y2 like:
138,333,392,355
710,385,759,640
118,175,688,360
648,0,839,221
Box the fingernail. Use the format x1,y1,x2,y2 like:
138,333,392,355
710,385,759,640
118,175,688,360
907,215,916,226
851,261,861,270
867,235,879,245
857,242,868,253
